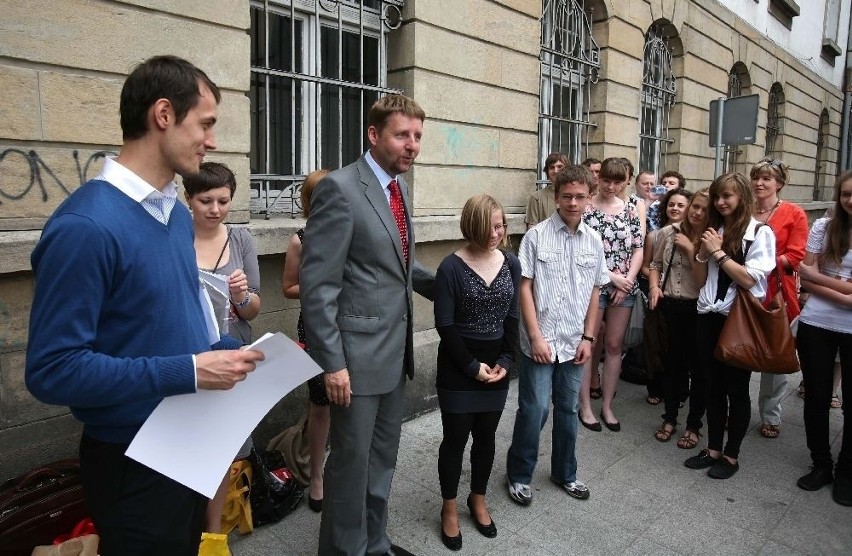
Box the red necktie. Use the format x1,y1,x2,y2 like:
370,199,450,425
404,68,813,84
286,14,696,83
388,179,409,265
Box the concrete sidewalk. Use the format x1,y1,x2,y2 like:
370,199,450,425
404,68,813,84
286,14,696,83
231,372,850,555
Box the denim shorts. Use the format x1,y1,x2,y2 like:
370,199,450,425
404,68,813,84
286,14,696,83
599,289,636,309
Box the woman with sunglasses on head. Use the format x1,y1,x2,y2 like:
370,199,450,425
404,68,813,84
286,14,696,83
683,173,775,479
648,188,710,448
750,158,808,440
795,171,852,505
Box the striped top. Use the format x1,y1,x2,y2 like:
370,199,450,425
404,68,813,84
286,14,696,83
519,211,609,362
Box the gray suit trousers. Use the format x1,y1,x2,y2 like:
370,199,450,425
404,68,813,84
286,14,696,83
318,373,406,555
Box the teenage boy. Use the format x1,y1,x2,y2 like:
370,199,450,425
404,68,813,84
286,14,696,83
506,164,609,504
525,153,569,230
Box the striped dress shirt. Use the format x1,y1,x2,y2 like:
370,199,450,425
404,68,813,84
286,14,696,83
519,211,609,363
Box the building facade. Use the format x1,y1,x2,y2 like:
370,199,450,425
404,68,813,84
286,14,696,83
1,0,850,475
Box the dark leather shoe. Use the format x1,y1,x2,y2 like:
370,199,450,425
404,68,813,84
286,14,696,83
707,458,739,479
580,418,602,432
600,411,621,432
684,449,718,469
797,466,833,491
308,496,322,512
466,495,497,538
833,474,852,506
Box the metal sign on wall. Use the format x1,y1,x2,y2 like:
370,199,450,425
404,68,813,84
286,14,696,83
709,94,759,147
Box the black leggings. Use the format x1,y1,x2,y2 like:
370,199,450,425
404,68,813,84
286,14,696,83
798,322,852,475
438,410,502,500
698,312,753,460
661,298,704,430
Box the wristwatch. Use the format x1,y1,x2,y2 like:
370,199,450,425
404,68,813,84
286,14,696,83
581,334,596,343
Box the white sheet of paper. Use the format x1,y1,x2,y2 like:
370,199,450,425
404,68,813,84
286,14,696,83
125,332,322,498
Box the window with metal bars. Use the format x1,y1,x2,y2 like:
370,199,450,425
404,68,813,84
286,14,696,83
765,82,784,156
723,63,750,173
248,0,403,217
537,0,600,187
638,25,676,178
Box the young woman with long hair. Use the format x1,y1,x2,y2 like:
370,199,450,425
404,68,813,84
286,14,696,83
795,171,852,506
648,188,710,448
683,173,775,479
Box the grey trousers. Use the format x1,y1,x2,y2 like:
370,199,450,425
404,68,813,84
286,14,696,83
758,373,788,425
318,373,406,556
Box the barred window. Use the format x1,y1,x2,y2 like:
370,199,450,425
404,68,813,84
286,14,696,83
538,0,600,186
813,109,830,201
765,82,784,156
723,62,751,173
249,0,404,216
638,24,676,177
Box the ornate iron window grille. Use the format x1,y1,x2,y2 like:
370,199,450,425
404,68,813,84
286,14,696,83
638,25,676,177
537,0,600,187
249,0,404,217
765,83,784,156
723,69,743,173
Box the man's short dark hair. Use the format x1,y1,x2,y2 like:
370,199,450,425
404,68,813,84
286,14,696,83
544,152,569,171
661,170,686,188
581,157,600,168
553,165,593,196
367,94,425,133
120,55,221,141
620,158,635,180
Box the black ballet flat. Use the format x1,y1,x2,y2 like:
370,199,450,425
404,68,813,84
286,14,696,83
440,510,462,551
466,495,497,538
308,496,322,513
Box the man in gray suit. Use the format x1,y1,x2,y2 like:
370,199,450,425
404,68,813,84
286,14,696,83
301,94,434,556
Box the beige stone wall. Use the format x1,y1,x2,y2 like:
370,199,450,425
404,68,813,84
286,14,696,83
392,0,541,216
0,0,251,230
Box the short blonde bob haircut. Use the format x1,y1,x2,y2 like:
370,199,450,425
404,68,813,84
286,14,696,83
460,194,508,250
301,169,330,218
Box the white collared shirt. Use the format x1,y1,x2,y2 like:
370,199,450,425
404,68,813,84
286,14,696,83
364,150,397,204
97,157,178,224
518,211,610,362
697,219,776,315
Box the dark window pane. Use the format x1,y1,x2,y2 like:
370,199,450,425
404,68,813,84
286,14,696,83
250,7,302,73
250,74,302,175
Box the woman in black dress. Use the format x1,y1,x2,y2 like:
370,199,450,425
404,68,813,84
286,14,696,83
435,194,520,550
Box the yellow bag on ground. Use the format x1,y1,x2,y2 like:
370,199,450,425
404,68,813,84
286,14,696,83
221,459,253,535
199,532,231,556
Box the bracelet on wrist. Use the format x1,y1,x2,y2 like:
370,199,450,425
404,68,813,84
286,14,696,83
581,334,596,343
711,249,724,256
233,291,252,309
716,255,731,266
694,252,709,263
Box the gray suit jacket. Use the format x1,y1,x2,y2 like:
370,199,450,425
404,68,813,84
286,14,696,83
300,155,434,396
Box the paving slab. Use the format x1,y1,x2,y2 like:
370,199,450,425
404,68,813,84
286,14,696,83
232,373,850,555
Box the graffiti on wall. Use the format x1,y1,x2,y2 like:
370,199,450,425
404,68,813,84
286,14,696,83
0,149,117,205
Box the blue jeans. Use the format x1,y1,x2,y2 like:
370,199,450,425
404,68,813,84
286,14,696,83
506,353,583,485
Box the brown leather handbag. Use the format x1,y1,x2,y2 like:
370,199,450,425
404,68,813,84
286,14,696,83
714,278,799,374
0,460,87,556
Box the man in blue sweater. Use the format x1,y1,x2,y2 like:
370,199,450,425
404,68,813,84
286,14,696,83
25,56,264,555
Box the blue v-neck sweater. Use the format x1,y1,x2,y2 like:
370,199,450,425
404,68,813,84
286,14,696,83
26,179,211,443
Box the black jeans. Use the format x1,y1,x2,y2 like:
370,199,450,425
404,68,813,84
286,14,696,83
80,435,207,556
661,298,704,430
698,313,753,459
798,322,852,476
438,410,502,499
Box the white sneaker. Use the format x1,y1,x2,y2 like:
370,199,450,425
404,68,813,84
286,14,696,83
507,476,532,506
550,476,590,500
